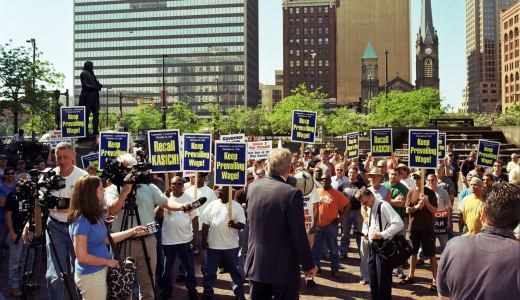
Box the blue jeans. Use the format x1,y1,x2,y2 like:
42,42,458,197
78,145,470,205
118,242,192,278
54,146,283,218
8,238,31,288
179,232,206,277
45,218,78,300
437,234,449,253
204,248,244,298
340,209,362,255
312,222,340,271
238,222,249,277
161,243,196,297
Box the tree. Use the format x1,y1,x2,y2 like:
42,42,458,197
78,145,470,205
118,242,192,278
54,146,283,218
0,41,64,133
326,107,368,135
166,102,199,133
219,107,271,136
367,88,444,127
122,105,162,133
495,105,520,126
268,84,326,135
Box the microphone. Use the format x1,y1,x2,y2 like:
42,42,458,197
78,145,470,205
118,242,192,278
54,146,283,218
183,197,207,212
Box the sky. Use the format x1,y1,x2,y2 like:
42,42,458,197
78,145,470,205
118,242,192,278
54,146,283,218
0,0,466,109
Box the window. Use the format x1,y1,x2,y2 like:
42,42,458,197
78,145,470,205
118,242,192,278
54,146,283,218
310,7,314,13
304,17,308,24
325,60,329,67
310,60,315,67
290,61,294,67
304,7,307,13
296,7,300,14
296,60,301,67
304,60,309,67
318,17,322,24
325,27,329,35
296,50,300,56
310,28,314,35
303,28,308,35
304,38,308,45
318,60,323,66
324,6,329,13
424,58,433,78
325,38,329,45
289,8,293,14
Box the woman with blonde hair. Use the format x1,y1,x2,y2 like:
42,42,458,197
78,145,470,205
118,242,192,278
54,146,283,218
67,175,147,299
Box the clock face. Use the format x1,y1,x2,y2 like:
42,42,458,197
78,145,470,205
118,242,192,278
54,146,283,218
425,48,432,55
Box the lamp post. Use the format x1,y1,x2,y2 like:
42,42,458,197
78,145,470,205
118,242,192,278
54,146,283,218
384,49,389,97
26,38,36,140
105,87,112,128
162,54,168,129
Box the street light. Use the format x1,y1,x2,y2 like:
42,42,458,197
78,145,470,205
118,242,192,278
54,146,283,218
162,54,168,129
384,49,389,97
105,87,112,128
26,38,36,140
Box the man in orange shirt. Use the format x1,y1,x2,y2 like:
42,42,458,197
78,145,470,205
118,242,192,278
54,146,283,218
311,174,350,278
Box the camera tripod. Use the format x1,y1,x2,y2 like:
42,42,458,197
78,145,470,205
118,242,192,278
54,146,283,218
115,183,158,300
15,195,75,300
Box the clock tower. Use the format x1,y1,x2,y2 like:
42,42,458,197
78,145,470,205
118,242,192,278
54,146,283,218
416,0,439,89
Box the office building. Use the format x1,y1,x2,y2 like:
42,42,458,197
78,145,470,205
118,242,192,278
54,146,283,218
336,0,411,105
73,0,259,113
500,1,520,112
282,0,337,100
464,0,517,114
416,0,440,89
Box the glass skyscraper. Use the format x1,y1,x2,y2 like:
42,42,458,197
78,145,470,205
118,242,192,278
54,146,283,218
73,0,258,113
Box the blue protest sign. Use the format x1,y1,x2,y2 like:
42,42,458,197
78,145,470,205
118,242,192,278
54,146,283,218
147,130,181,173
438,133,447,159
81,152,99,169
346,132,359,159
291,110,317,143
61,106,86,138
370,129,393,157
214,142,247,187
183,134,212,172
477,140,500,167
408,129,439,169
98,132,130,170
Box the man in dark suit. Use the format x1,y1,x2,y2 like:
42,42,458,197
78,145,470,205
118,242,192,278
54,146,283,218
246,148,317,299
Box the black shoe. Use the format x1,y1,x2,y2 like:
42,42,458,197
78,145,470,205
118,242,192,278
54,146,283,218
234,297,246,300
316,268,322,276
331,270,342,279
306,279,317,287
201,296,212,300
188,292,198,300
176,275,186,283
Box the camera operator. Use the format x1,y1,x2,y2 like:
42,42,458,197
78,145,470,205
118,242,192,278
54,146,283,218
105,153,191,300
23,142,88,300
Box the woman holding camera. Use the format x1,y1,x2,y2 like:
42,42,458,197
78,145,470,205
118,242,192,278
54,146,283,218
67,175,147,300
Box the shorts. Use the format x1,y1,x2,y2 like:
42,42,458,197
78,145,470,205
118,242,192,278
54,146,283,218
409,231,436,258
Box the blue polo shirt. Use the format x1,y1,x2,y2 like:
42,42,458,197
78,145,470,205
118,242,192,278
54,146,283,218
69,216,111,275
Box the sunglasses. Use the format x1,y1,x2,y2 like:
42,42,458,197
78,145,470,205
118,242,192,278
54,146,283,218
247,177,254,180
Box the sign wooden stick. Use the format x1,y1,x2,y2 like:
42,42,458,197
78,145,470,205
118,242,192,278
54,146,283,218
420,169,425,193
194,172,198,200
300,142,305,164
228,187,233,220
72,138,77,166
164,172,169,190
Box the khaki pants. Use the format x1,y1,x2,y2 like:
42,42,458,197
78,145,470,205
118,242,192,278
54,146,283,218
75,267,108,300
123,236,157,300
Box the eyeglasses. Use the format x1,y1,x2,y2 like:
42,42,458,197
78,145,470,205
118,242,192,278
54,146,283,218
171,182,184,186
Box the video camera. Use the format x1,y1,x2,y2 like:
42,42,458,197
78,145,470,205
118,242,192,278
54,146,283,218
101,158,152,187
15,168,67,211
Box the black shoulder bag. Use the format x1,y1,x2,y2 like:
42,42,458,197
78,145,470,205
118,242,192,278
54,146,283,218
105,224,136,300
371,203,413,269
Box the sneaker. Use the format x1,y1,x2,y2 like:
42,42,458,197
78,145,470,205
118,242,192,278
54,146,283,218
10,288,22,297
306,279,317,287
359,279,368,285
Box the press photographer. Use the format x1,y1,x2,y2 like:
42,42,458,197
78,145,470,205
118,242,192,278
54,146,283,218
22,142,88,300
105,153,191,300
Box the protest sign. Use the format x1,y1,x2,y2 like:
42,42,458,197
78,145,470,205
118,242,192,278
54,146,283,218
438,133,447,159
477,140,500,167
60,106,86,138
247,141,272,160
98,132,130,170
49,130,72,149
291,110,317,143
370,129,393,157
434,210,450,234
346,132,359,159
214,142,247,186
408,129,439,169
81,152,99,169
220,134,245,143
147,130,181,173
183,134,212,172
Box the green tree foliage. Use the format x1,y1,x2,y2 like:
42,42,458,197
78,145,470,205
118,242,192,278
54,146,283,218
122,105,162,132
220,107,271,136
326,107,368,135
367,88,444,127
0,42,64,132
495,105,520,126
98,112,119,131
268,84,326,135
166,102,199,133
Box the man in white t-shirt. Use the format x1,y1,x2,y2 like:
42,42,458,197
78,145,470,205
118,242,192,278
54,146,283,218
41,142,87,300
201,186,246,300
160,176,198,300
184,172,218,275
398,164,416,192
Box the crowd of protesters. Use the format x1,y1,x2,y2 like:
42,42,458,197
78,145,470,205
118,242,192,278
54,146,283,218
0,143,519,299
